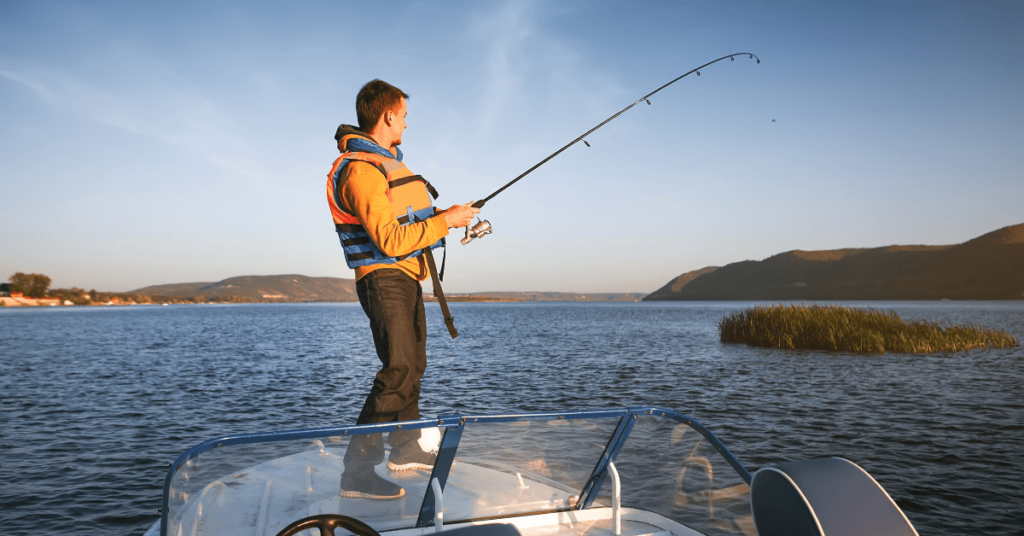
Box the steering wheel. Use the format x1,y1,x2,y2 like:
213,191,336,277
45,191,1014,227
274,514,381,536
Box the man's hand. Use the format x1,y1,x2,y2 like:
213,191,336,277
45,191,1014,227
441,202,481,229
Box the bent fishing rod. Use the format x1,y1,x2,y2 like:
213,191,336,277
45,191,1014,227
461,52,761,245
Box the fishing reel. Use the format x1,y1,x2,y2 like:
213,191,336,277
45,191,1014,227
461,219,492,246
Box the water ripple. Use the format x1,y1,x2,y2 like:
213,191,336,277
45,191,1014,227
0,301,1022,535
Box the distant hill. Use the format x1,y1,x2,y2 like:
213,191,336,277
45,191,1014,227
645,223,1024,301
438,291,646,302
132,275,643,303
133,274,357,302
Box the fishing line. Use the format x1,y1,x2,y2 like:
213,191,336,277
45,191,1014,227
461,52,760,245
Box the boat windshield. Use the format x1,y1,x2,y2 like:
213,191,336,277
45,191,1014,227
161,408,752,536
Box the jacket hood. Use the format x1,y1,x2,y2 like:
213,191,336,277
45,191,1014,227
334,124,373,152
334,124,402,161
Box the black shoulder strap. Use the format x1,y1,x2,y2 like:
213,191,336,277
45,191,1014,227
422,247,457,339
388,175,439,200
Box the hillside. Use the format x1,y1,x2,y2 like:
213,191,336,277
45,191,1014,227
438,292,646,302
133,274,357,302
645,223,1024,301
131,276,643,304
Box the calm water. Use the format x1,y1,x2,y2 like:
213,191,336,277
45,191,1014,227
1,301,1022,535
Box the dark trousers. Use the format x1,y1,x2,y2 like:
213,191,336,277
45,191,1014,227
344,269,426,474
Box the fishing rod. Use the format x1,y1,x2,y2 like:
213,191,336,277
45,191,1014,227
461,52,761,246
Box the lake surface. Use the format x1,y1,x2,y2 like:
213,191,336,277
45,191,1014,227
1,301,1022,535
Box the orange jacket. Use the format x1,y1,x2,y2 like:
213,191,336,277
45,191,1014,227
327,126,448,281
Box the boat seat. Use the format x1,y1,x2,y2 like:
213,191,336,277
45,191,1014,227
750,457,918,536
437,523,523,536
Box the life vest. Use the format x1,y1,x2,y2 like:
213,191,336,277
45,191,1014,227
326,149,443,269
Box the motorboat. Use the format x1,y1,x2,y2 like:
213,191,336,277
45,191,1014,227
145,407,918,536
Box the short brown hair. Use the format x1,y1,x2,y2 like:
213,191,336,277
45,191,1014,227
356,80,409,132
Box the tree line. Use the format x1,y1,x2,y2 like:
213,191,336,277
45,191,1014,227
4,273,52,298
3,273,299,305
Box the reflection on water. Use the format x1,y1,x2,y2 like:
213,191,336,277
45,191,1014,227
0,301,1021,535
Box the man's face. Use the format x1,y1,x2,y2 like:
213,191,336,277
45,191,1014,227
388,97,408,147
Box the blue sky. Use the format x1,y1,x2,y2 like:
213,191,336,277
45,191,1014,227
1,0,1021,293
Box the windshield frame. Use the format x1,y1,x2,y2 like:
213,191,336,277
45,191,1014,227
160,406,751,536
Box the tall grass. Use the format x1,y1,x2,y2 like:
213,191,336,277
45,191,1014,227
719,304,1019,353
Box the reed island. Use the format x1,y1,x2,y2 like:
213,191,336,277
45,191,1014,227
719,304,1019,353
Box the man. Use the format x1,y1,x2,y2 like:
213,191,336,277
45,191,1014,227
326,79,479,499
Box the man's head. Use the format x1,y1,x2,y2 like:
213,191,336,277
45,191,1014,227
356,79,408,148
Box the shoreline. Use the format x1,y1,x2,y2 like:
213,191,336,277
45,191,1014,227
0,296,63,307
4,297,1023,309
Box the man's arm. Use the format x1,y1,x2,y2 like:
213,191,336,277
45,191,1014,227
340,161,448,257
